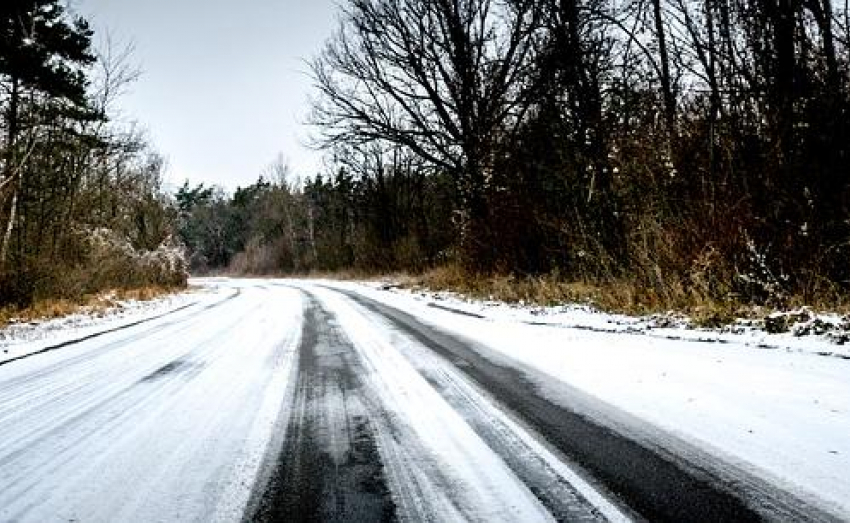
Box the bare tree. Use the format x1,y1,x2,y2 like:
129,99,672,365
311,0,543,268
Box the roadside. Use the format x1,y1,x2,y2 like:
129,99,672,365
291,269,850,359
1,286,179,326
0,284,218,365
371,280,850,360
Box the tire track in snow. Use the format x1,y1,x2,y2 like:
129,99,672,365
327,286,841,523
311,286,623,522
0,287,244,429
354,312,624,522
249,293,397,523
0,287,240,371
300,286,564,523
0,284,303,523
0,288,257,462
0,289,264,508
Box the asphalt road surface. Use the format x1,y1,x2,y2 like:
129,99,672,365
0,279,842,522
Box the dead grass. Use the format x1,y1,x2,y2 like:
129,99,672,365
242,267,414,283
414,264,651,310
0,285,182,329
204,264,850,328
410,264,770,325
111,286,179,302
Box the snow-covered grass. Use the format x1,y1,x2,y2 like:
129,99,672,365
371,282,850,359
0,284,223,365
320,279,850,517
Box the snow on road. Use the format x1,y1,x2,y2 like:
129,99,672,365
321,279,850,518
0,286,222,366
0,280,301,523
305,284,628,523
305,286,569,522
0,277,847,522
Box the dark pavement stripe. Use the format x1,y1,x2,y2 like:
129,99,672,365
334,287,839,523
249,294,397,523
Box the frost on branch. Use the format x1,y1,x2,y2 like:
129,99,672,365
82,228,188,290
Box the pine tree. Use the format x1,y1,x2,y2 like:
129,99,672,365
1,0,96,296
1,0,95,150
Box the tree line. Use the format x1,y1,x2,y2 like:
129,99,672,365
306,0,850,306
181,0,850,308
176,155,454,275
6,0,850,310
1,0,185,308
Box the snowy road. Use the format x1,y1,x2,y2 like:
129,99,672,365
0,279,845,522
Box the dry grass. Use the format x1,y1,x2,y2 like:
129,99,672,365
417,265,850,327
216,261,850,327
248,267,414,283
409,264,755,325
111,286,178,302
310,268,413,282
0,285,182,329
414,264,602,305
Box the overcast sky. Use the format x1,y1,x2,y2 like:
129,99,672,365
71,0,338,191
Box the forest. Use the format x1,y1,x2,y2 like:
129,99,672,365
0,0,185,308
5,0,850,315
178,0,850,313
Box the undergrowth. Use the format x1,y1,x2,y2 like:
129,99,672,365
409,264,850,327
0,285,183,329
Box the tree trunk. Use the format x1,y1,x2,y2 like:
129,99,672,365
0,189,18,265
652,0,677,135
1,78,21,269
811,0,839,93
772,0,797,168
7,78,20,163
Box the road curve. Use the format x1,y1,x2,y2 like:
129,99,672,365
0,279,842,523
0,283,302,522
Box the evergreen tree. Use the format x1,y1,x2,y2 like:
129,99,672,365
1,0,96,273
1,0,95,149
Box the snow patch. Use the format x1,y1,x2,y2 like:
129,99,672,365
0,283,226,365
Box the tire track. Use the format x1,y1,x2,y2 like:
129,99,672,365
249,294,397,523
327,286,842,523
0,290,266,501
0,284,301,523
368,325,622,522
301,285,564,523
0,287,240,373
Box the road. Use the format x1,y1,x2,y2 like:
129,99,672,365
0,279,842,522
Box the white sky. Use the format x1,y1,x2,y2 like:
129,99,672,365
71,0,338,191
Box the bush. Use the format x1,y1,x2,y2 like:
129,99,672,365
0,270,37,308
80,228,188,292
0,228,189,308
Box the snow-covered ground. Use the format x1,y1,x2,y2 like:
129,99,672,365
0,284,226,365
1,277,847,521
319,279,850,517
0,280,301,523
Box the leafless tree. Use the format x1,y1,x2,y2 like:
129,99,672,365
311,0,544,267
